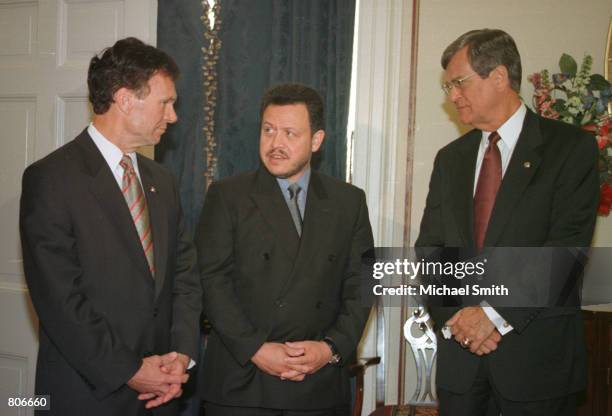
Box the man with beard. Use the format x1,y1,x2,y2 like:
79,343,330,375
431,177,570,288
195,83,374,415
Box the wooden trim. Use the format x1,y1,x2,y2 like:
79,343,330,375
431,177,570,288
606,18,612,114
398,0,420,405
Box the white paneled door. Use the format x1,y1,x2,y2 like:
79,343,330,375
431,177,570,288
0,1,157,414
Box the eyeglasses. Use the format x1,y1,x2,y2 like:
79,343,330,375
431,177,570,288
441,73,478,95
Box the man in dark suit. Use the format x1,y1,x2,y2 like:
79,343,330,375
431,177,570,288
195,83,374,415
416,29,599,415
20,38,201,415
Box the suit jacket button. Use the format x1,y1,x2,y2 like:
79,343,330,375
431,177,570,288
328,254,336,261
262,252,270,260
153,308,159,317
275,299,285,308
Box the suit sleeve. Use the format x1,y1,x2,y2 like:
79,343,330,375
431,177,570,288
19,164,141,399
416,151,445,248
500,130,599,333
544,131,599,248
195,183,268,366
169,178,202,360
324,189,375,362
415,151,460,326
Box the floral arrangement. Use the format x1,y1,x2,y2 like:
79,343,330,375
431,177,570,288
529,54,612,216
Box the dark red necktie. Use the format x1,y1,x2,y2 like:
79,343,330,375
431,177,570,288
474,132,502,251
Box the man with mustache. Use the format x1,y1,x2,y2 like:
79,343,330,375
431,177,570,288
20,37,201,415
416,29,599,415
196,83,374,415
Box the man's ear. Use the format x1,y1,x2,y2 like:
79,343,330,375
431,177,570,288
311,130,325,152
113,87,134,115
491,65,510,91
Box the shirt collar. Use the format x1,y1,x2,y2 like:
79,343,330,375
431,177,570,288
88,123,137,170
482,103,526,149
276,168,311,193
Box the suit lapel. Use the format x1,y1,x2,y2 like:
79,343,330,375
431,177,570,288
450,130,481,247
76,133,152,280
485,110,543,246
138,156,168,298
249,169,300,260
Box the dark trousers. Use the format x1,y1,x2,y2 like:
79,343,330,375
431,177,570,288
438,360,577,416
204,402,350,416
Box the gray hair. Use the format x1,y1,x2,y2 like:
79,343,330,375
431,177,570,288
441,29,522,93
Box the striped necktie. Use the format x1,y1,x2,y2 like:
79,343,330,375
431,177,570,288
120,155,155,276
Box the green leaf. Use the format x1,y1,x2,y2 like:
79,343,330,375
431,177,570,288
588,74,611,91
552,99,566,112
581,112,592,125
559,53,577,76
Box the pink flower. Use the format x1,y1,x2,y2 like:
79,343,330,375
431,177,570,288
599,121,609,138
529,73,541,88
598,183,612,216
597,138,608,149
538,99,559,119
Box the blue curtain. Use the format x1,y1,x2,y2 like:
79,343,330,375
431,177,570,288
156,1,208,233
215,0,356,179
156,0,356,231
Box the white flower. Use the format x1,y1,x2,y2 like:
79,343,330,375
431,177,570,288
567,96,582,107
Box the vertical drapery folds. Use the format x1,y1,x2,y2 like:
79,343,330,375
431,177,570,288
214,0,356,179
157,1,209,233
157,0,356,231
201,1,222,188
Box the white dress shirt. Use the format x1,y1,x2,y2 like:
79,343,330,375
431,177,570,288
87,123,141,188
474,104,527,336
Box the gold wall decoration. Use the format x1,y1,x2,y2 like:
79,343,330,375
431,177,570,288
201,0,222,188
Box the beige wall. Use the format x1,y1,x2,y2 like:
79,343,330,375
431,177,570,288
409,1,612,246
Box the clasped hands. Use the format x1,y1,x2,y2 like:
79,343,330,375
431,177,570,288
251,341,332,382
445,306,501,356
127,351,190,409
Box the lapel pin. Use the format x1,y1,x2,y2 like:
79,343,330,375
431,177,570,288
150,186,156,193
523,161,531,168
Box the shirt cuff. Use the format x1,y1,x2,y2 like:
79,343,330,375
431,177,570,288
188,359,196,370
480,301,513,335
441,325,452,339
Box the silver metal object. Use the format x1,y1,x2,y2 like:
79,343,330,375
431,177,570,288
403,305,437,407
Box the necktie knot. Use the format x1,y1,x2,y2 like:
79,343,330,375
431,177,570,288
488,131,501,146
288,183,301,200
120,155,135,174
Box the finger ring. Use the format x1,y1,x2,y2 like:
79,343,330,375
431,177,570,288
462,338,471,347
